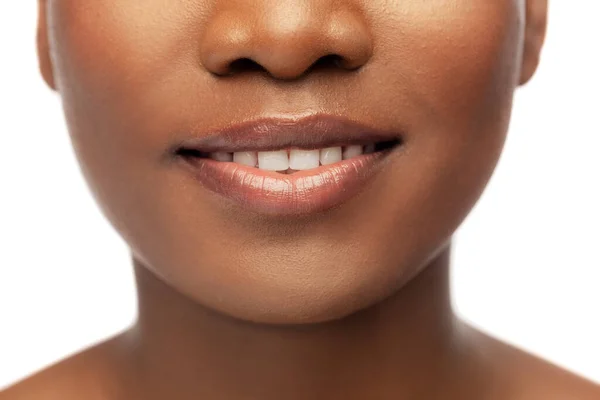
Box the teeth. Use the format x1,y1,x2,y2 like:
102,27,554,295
210,152,233,162
209,144,370,171
233,151,258,167
289,149,320,170
258,150,289,171
342,145,363,160
320,147,342,166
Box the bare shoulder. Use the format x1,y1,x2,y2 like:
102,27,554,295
466,326,600,400
510,353,600,400
0,334,128,400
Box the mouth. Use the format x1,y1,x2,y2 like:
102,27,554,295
173,114,403,215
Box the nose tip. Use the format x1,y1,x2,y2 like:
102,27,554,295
199,6,373,80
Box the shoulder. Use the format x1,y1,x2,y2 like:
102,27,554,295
507,351,600,400
466,326,600,400
0,335,128,400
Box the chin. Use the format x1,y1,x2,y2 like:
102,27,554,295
137,238,441,326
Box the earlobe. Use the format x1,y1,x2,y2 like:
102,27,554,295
519,0,548,85
37,0,57,91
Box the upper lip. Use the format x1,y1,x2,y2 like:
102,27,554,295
173,114,403,153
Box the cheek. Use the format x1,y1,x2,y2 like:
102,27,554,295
47,0,208,227
48,0,207,159
358,1,524,266
49,0,201,77
373,0,524,119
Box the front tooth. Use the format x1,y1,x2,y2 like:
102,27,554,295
210,152,233,162
320,147,342,165
233,151,258,167
289,149,320,170
342,145,363,160
258,150,289,171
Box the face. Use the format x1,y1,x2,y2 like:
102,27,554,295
37,0,546,324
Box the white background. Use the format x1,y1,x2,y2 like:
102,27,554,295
0,1,598,389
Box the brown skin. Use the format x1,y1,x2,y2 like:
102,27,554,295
2,0,599,398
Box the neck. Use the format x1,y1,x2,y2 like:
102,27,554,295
119,244,480,399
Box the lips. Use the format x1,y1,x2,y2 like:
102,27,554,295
173,114,403,215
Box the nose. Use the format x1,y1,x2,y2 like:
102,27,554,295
199,1,373,80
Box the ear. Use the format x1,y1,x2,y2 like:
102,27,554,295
37,0,57,90
519,0,548,85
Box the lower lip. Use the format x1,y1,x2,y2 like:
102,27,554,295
178,151,392,216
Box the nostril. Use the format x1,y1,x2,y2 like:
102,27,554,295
307,54,346,73
228,58,267,75
223,54,349,78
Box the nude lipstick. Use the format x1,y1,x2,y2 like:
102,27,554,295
173,114,402,215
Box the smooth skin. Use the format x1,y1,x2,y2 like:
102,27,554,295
2,0,599,399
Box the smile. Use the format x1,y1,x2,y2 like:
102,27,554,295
173,114,403,215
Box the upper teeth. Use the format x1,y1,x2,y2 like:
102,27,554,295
209,145,373,171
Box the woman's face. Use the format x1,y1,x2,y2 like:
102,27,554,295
38,0,545,324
